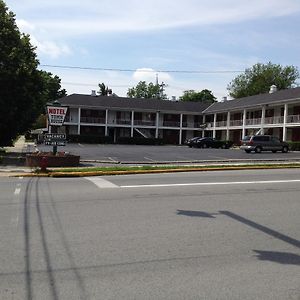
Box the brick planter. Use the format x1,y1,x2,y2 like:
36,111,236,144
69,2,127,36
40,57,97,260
26,153,80,167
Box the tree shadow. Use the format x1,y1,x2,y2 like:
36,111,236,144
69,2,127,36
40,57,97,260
176,210,216,218
253,250,300,265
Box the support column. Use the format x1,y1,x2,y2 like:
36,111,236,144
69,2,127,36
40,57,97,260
155,111,160,138
261,105,266,135
242,109,246,139
77,107,81,135
131,111,134,137
105,109,108,136
226,111,230,140
179,113,183,145
283,104,288,141
213,113,217,138
202,115,206,137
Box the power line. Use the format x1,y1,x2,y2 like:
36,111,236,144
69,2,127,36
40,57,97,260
41,64,243,74
62,81,130,87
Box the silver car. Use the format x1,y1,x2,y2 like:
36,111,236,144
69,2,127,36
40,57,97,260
240,135,289,153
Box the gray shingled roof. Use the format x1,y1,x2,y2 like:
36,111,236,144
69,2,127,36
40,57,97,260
58,94,210,114
203,87,300,114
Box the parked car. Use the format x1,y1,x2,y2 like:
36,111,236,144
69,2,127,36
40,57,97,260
240,135,289,153
185,137,233,149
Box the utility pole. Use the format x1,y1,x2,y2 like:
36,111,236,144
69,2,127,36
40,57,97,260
159,81,166,99
156,73,159,99
155,73,167,99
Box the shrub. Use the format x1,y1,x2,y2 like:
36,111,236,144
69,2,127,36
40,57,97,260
287,142,300,151
117,137,164,145
68,135,113,144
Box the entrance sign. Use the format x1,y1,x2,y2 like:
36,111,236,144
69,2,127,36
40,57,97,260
44,133,66,140
47,106,68,126
45,141,66,146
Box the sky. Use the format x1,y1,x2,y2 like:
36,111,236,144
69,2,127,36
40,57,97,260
5,0,300,101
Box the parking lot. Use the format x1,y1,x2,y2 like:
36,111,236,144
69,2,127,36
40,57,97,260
37,143,300,164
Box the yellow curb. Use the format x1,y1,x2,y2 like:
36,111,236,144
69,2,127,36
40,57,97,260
49,164,300,177
7,164,300,177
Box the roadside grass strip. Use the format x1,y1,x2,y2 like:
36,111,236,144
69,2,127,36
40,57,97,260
16,162,300,177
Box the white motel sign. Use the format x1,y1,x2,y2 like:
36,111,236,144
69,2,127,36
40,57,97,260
47,106,68,126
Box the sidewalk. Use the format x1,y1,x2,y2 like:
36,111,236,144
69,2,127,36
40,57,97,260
4,135,37,154
0,136,36,175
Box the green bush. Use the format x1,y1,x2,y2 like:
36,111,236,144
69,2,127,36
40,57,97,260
117,137,164,145
68,135,113,144
287,142,300,151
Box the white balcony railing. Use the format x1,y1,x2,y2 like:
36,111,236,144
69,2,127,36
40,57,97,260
163,121,180,127
215,120,227,127
264,116,284,124
245,118,261,125
287,114,300,123
134,120,156,126
230,120,243,126
80,117,105,124
116,119,131,125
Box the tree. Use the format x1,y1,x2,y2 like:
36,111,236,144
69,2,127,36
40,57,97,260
180,89,216,103
127,81,167,99
0,1,66,146
98,82,112,96
228,62,299,99
39,71,67,101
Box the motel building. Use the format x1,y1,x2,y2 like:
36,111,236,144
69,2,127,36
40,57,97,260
57,86,300,145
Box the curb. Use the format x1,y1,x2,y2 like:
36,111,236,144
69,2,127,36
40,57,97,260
11,163,300,178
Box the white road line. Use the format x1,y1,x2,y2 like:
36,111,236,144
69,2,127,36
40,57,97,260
12,182,22,227
108,157,118,163
120,179,300,188
85,177,119,188
14,188,21,195
144,157,155,162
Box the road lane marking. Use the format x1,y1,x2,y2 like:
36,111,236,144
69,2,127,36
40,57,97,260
85,177,119,188
108,157,119,163
120,179,300,188
144,157,155,162
14,188,21,195
12,183,22,227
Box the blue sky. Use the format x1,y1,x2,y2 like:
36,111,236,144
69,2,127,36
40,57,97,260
5,0,300,100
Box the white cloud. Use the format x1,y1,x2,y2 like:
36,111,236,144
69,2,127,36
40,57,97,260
14,18,72,59
133,68,172,83
8,0,300,37
30,36,72,59
16,19,35,31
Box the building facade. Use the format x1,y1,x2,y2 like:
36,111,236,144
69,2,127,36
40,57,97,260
57,87,300,144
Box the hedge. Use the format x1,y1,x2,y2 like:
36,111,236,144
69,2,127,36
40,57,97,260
117,137,164,145
68,135,113,144
287,142,300,151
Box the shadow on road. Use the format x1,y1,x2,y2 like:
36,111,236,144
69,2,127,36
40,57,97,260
253,250,300,265
177,210,216,218
176,209,300,265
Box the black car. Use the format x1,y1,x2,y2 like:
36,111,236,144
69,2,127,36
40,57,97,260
185,137,232,149
240,135,289,153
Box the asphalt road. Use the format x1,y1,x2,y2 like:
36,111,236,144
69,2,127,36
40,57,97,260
0,169,299,299
37,143,300,163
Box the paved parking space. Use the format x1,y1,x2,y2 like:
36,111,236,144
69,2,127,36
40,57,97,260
37,143,300,163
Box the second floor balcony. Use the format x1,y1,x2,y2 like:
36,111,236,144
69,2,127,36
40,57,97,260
134,120,156,126
80,117,105,124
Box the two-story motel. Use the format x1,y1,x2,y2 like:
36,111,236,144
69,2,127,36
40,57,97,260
57,86,300,145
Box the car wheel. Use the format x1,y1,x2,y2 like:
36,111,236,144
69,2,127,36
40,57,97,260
255,147,262,153
245,150,251,153
272,150,277,153
202,143,207,148
282,146,288,153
